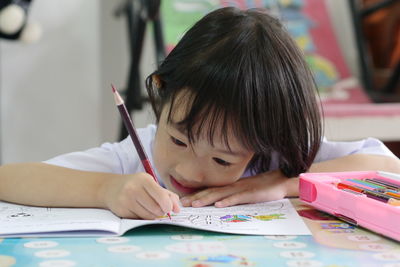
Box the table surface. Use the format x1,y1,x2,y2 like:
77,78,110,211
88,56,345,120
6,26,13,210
1,199,400,267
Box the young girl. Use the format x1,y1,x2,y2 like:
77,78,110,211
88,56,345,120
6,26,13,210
0,7,399,219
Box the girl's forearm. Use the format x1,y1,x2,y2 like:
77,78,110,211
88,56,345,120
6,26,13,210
0,162,115,208
309,154,400,174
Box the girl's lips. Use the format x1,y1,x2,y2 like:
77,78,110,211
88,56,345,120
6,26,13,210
170,175,198,194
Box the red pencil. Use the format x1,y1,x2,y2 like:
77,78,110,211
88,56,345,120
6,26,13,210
336,182,364,193
111,84,171,219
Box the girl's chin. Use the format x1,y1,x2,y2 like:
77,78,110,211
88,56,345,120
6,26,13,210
168,175,199,195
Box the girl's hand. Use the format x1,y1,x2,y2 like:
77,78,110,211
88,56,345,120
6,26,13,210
102,173,180,219
180,170,296,208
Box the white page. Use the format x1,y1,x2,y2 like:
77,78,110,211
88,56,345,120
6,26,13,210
120,199,310,235
0,201,121,237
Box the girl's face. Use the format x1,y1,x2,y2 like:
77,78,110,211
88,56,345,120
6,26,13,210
153,100,254,197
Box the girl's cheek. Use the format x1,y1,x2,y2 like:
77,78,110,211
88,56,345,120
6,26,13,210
153,141,166,173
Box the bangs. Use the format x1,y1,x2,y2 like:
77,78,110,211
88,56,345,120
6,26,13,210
165,78,269,157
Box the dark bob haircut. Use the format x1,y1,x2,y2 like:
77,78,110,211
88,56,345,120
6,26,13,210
146,7,322,178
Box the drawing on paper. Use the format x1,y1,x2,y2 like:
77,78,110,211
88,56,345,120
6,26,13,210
156,200,288,229
0,203,53,221
220,215,252,223
189,215,223,226
252,214,286,221
219,213,286,222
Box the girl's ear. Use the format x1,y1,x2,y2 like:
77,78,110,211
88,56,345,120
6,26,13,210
152,74,163,89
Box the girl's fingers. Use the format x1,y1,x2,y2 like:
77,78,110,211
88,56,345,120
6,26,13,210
183,186,240,207
180,190,213,207
180,171,290,209
214,191,254,208
115,197,154,219
122,190,179,219
109,173,179,219
180,191,208,207
144,180,179,215
136,195,165,219
144,187,171,214
214,187,288,208
170,192,181,213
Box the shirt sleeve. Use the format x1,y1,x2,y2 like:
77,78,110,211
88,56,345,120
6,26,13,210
43,125,157,175
314,137,397,163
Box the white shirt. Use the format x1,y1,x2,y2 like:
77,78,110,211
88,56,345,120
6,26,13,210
44,124,397,185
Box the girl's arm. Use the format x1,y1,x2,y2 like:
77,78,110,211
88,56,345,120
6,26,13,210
181,154,400,208
0,162,111,207
0,162,179,219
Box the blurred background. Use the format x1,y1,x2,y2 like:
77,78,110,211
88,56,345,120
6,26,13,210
0,0,399,164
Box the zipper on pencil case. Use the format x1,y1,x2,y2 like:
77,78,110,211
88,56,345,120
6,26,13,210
333,213,358,226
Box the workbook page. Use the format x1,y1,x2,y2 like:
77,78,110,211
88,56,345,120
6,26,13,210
0,201,121,237
120,199,310,235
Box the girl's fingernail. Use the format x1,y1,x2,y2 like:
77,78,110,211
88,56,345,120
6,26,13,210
215,201,223,208
192,200,202,207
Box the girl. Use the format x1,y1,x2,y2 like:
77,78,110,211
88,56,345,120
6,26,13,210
0,7,399,219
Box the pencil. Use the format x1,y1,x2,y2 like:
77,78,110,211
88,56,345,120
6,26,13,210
337,182,365,193
111,84,171,219
388,198,400,206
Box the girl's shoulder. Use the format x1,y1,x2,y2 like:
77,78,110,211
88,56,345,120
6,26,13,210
137,124,157,138
315,137,396,163
118,123,157,155
43,124,159,174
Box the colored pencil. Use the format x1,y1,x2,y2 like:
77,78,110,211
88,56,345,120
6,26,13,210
337,182,364,193
338,180,400,204
367,178,400,191
388,198,400,206
111,84,171,219
365,179,399,192
385,191,400,199
343,179,376,191
347,179,385,190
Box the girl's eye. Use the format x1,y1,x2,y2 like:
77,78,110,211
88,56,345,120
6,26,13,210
213,157,232,167
170,136,187,147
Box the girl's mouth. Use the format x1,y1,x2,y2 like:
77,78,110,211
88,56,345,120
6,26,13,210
170,175,198,194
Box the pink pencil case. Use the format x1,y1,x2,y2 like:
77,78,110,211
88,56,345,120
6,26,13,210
299,171,400,241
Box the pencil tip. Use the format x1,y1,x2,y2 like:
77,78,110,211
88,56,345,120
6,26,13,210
111,84,124,105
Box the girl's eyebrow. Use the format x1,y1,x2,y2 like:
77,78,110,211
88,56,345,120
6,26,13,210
213,147,248,157
169,121,187,135
169,121,248,158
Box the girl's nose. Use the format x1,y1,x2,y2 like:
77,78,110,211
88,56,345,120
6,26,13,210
175,160,204,183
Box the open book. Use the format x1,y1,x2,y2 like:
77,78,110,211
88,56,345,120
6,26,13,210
0,199,310,237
